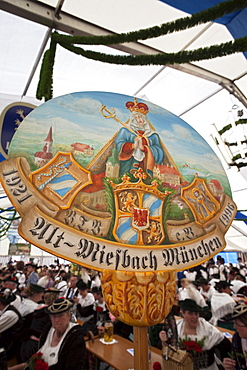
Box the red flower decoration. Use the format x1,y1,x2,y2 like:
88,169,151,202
179,336,205,354
27,352,48,370
96,306,103,312
153,362,162,370
35,358,49,370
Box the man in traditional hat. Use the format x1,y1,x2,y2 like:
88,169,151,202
0,288,23,359
2,275,22,309
25,262,39,287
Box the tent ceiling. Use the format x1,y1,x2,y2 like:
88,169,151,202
0,0,247,252
1,0,246,109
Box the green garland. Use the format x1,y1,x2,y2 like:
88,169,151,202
225,139,247,147
231,152,247,161
36,0,247,101
59,37,247,65
230,162,247,169
217,118,247,167
219,118,247,135
36,39,57,101
51,0,247,46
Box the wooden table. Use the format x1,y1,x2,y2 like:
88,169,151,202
233,296,247,304
216,325,235,340
86,334,162,370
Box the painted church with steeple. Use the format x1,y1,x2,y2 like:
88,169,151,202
34,126,53,167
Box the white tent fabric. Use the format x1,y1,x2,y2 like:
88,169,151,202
0,0,247,253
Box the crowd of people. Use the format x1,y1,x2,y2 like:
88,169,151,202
175,256,247,329
0,255,247,369
0,260,107,369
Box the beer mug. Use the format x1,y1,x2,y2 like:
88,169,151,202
104,320,114,343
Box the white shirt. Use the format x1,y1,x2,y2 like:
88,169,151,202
230,280,247,294
0,305,19,333
184,271,197,282
11,292,22,310
179,286,208,308
91,275,101,289
37,276,49,288
209,266,219,277
15,271,26,289
39,322,76,366
199,286,215,301
77,292,95,322
218,264,227,281
210,291,235,325
56,281,68,297
208,278,220,288
80,271,91,285
18,298,39,317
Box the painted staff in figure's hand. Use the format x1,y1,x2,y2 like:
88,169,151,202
100,104,136,134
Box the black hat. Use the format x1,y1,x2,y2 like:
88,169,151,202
47,298,73,315
178,299,202,312
4,275,19,284
44,287,61,294
229,267,240,276
30,284,45,293
76,280,88,291
196,277,209,285
0,288,16,305
215,281,233,292
91,287,102,294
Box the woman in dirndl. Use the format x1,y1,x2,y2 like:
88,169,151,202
160,299,232,370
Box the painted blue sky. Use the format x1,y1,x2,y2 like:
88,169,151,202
10,91,228,178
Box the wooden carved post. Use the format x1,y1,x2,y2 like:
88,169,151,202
134,326,149,370
101,270,177,370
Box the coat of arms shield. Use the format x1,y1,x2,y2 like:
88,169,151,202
111,173,170,245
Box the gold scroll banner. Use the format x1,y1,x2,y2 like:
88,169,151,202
56,205,111,238
166,221,205,244
18,203,233,272
0,157,237,272
0,157,58,217
166,194,234,244
0,157,111,238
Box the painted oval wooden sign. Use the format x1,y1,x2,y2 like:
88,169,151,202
0,91,236,273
